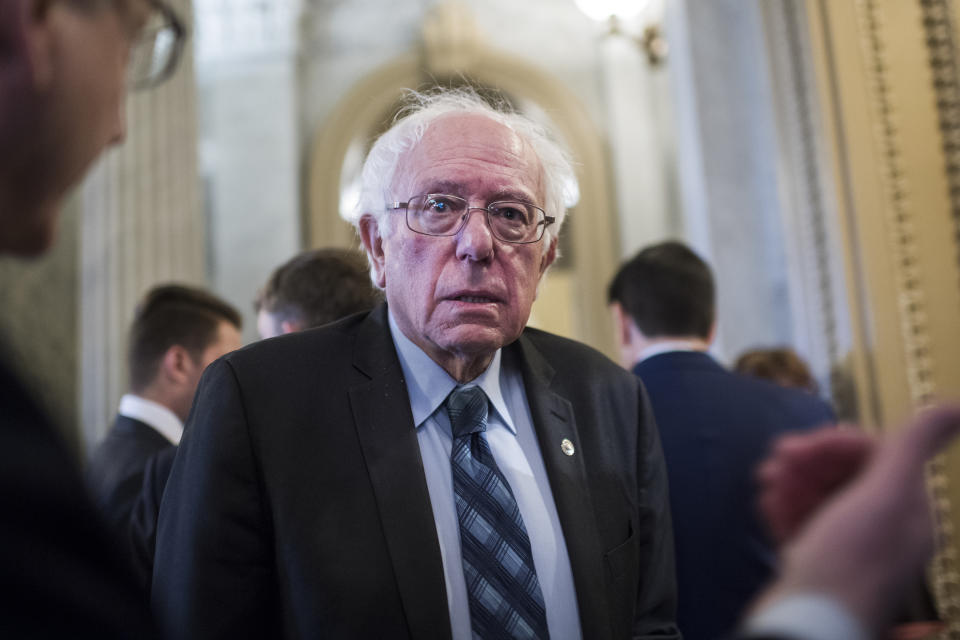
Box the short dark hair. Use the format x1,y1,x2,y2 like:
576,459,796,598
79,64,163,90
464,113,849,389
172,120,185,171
128,284,242,391
254,248,382,330
607,241,715,339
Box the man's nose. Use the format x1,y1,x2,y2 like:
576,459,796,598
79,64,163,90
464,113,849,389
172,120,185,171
455,209,494,262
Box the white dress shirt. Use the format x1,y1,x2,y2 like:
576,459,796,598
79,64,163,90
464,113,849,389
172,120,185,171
637,338,710,363
389,313,582,640
117,393,183,445
743,593,867,640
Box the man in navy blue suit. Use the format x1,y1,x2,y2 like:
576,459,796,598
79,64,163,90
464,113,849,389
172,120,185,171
608,241,835,640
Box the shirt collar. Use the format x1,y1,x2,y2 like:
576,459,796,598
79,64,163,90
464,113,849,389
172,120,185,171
388,311,516,434
117,393,184,445
638,339,710,363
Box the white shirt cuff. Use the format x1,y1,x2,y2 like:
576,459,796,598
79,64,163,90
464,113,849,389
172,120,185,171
742,594,868,640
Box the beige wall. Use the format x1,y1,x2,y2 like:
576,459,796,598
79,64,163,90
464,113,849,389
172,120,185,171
808,0,960,626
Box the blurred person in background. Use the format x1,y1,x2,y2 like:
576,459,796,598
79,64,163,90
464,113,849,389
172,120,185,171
735,346,820,395
608,240,835,640
254,247,382,339
86,284,241,584
128,252,379,592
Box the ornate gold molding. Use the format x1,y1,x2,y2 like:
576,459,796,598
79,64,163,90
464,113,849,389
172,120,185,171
849,0,959,627
760,0,867,417
920,0,960,284
786,1,840,363
852,0,936,405
918,0,960,628
808,0,960,627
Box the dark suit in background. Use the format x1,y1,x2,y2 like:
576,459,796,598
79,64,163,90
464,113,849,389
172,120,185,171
0,356,154,638
87,415,174,533
635,350,835,640
129,444,177,592
153,305,679,640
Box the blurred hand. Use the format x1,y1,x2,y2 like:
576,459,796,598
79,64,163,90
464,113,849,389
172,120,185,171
751,404,960,636
758,425,876,544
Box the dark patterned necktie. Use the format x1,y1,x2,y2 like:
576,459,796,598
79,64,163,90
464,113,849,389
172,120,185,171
445,386,549,640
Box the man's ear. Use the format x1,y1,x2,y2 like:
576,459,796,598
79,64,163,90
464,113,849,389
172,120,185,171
159,345,193,386
610,302,632,349
610,301,646,369
706,320,718,346
539,237,558,276
359,215,387,289
279,319,301,335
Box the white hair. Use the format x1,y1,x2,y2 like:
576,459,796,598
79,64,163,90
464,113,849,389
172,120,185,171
349,87,576,246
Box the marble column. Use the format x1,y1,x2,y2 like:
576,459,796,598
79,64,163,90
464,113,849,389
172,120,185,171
194,0,302,344
759,0,854,412
79,0,205,453
666,0,795,362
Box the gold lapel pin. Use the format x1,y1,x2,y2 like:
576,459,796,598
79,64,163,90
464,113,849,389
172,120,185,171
560,438,575,456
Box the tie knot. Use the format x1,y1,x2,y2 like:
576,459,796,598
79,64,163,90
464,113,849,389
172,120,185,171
445,386,488,439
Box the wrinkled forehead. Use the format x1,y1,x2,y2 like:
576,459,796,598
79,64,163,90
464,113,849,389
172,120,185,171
391,113,545,203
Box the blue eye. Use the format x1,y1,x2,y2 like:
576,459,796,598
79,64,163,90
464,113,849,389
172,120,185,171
423,196,462,215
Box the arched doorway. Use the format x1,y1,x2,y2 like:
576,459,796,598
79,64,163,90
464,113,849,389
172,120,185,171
307,3,619,355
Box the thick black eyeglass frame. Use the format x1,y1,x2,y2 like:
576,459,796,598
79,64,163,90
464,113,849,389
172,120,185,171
388,195,556,245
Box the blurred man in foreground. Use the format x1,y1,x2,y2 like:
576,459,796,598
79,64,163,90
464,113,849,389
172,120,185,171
0,0,184,635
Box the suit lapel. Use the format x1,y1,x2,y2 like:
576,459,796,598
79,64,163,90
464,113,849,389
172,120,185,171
509,336,614,639
348,306,452,640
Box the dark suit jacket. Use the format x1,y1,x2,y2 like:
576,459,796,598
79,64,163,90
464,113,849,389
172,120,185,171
153,304,679,639
87,413,175,534
634,351,835,640
129,445,177,593
0,354,154,638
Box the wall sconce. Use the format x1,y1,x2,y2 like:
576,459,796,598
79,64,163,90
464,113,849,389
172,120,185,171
574,0,668,67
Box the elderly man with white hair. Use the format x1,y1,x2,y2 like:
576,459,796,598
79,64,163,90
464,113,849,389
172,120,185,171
153,89,679,640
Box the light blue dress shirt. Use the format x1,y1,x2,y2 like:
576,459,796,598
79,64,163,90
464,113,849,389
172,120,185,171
389,313,582,640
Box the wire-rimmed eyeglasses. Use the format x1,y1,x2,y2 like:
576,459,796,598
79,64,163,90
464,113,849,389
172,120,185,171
128,0,187,90
389,194,555,244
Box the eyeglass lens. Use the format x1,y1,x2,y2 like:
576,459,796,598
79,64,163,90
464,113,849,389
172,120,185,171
407,195,545,243
128,6,182,89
